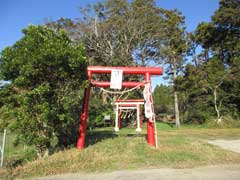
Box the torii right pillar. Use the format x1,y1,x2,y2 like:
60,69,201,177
145,72,155,147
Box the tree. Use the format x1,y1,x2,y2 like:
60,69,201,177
195,0,240,64
194,0,240,121
48,1,188,125
175,64,208,123
0,25,87,156
202,57,227,123
45,18,82,42
177,57,229,123
77,0,168,67
176,0,240,124
161,10,188,128
153,84,174,115
47,0,187,67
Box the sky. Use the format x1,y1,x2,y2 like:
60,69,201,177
0,0,220,88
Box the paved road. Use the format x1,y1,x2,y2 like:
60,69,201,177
33,165,240,180
208,139,240,153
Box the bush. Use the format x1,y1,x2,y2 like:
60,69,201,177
6,148,37,169
0,25,87,156
205,115,240,128
88,94,114,129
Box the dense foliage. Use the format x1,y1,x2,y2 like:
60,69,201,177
176,0,240,123
0,26,87,155
153,84,174,115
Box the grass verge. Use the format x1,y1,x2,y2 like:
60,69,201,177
2,123,240,179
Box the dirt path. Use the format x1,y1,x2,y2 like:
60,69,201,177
208,139,240,153
33,165,240,180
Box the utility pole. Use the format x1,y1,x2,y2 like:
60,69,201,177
0,129,6,168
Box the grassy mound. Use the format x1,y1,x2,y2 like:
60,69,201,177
2,124,240,179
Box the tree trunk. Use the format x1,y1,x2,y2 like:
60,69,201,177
173,58,180,128
174,91,180,127
184,108,189,123
94,16,98,38
213,87,222,123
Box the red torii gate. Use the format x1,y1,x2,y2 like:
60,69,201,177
77,66,163,149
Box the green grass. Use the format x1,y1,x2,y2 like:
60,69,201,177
1,132,22,156
0,131,37,171
2,123,240,179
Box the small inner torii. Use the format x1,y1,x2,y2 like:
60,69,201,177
77,66,163,149
114,99,144,132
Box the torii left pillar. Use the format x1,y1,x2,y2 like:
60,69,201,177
76,87,91,149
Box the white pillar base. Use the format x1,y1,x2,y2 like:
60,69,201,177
114,127,119,132
136,128,142,132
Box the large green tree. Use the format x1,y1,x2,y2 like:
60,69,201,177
161,10,188,127
177,0,240,123
195,0,240,120
0,25,87,156
47,0,188,127
195,0,240,64
176,57,229,123
77,0,167,66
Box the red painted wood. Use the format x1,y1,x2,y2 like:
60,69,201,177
88,66,162,75
145,72,155,147
77,87,91,149
91,81,146,87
